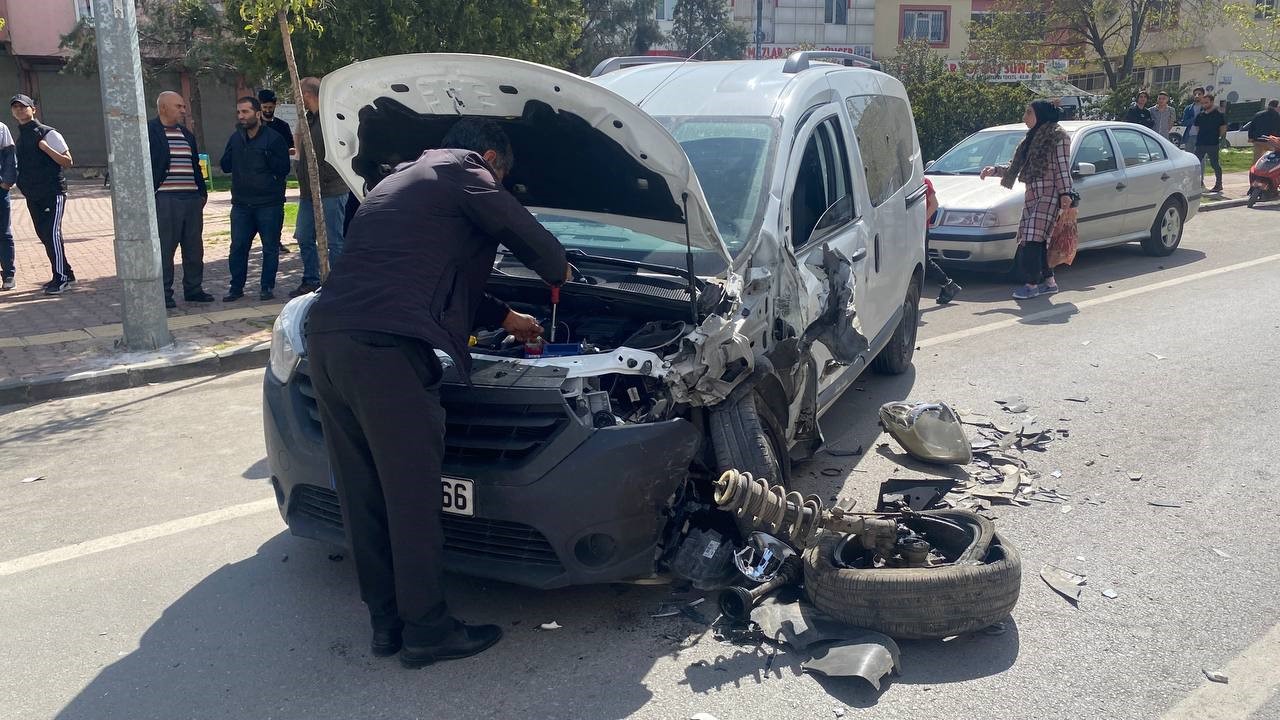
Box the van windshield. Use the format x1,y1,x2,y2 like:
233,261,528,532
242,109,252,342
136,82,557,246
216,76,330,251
657,116,778,256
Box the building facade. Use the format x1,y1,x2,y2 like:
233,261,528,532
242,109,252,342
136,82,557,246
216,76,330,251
0,0,246,167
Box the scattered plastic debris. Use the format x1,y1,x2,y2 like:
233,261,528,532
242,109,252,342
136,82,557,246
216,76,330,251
821,468,843,477
1060,505,1072,514
1051,470,1063,478
1211,548,1232,559
1147,352,1167,360
690,713,721,720
1085,460,1096,467
1102,589,1118,599
1203,669,1229,684
1127,472,1144,482
834,707,847,718
538,621,562,631
801,633,902,690
1064,395,1089,403
1005,403,1030,414
1147,500,1183,508
19,476,44,484
1041,564,1087,606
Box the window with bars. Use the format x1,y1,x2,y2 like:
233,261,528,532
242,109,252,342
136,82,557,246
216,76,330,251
825,0,849,25
902,9,948,45
1069,73,1108,93
1257,0,1277,17
1150,65,1181,85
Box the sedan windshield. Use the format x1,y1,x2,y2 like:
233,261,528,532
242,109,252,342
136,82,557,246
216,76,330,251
927,131,1026,175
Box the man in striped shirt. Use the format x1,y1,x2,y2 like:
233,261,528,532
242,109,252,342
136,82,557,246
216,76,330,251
148,91,212,308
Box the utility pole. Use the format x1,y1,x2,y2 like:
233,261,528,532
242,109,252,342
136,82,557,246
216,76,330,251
93,0,172,350
755,0,764,60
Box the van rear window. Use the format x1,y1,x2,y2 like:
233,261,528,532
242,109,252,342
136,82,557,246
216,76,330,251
845,96,917,206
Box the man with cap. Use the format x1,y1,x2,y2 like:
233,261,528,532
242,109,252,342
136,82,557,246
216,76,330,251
10,94,75,295
257,89,295,154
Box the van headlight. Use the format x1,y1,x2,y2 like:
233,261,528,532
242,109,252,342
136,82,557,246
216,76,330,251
268,293,319,383
941,210,999,227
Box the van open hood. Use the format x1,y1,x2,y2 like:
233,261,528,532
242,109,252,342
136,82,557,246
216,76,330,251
320,54,731,265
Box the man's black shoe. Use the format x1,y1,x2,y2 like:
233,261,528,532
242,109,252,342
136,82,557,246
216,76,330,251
288,282,320,299
223,290,244,302
165,296,177,309
371,627,403,657
936,280,962,305
260,289,275,302
185,291,216,303
399,623,503,669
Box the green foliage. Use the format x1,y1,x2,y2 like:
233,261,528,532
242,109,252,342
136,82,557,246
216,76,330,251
1225,2,1280,84
59,0,244,80
886,42,1033,162
671,0,748,60
573,0,665,74
228,0,585,77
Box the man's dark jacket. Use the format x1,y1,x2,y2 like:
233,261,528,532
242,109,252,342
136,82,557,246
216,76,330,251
219,125,290,207
1247,108,1280,141
147,118,208,194
296,110,349,199
1123,105,1154,129
16,120,66,200
307,149,568,373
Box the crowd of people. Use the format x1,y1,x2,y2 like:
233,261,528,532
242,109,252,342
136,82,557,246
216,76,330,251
0,81,348,306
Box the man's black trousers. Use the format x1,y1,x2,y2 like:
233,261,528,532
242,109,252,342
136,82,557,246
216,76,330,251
27,194,73,283
306,329,454,645
155,191,205,299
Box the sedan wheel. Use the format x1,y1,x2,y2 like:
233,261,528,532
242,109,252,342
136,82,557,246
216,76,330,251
1141,198,1184,257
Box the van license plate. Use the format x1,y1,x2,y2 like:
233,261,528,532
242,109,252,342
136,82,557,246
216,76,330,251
442,477,474,517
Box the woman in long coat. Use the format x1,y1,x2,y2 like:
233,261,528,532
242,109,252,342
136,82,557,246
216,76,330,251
980,100,1076,299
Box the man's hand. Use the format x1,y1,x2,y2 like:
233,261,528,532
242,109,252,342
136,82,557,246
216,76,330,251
564,263,574,283
502,310,544,342
979,166,998,180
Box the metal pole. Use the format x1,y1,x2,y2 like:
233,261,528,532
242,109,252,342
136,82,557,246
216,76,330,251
93,0,171,350
755,0,764,60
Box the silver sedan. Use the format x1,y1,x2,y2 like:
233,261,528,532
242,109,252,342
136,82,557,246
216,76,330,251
925,120,1202,272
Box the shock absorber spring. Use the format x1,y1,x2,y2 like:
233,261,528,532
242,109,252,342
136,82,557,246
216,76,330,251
712,469,827,547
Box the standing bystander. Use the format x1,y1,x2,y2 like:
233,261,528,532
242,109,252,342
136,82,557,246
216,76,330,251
1181,87,1206,149
10,94,75,295
922,178,961,304
257,89,295,154
0,119,15,291
1247,100,1280,161
148,91,214,309
289,76,349,298
1150,92,1175,139
1193,94,1227,194
220,96,291,302
1123,92,1155,129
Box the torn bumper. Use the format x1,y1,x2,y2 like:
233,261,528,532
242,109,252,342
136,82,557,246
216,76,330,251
263,361,701,589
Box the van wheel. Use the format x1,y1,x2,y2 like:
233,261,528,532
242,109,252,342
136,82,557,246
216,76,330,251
1141,198,1184,256
710,389,791,487
871,280,920,375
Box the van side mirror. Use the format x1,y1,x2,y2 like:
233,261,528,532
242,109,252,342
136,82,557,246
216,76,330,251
1074,162,1096,177
925,160,935,170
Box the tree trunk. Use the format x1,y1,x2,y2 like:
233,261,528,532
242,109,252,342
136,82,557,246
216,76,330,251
187,74,208,156
277,8,328,280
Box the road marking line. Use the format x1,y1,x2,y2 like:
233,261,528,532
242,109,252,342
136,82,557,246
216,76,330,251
919,252,1280,349
1160,621,1280,720
0,497,276,578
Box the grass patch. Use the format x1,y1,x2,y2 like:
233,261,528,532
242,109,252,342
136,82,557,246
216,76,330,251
207,175,300,193
1216,149,1255,174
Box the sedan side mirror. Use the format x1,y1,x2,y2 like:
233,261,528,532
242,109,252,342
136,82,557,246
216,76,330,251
924,160,935,170
1074,162,1096,177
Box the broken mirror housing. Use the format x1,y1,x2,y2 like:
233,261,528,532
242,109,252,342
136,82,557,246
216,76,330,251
878,401,972,465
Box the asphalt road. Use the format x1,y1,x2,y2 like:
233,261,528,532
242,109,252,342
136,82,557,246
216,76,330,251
3,205,1279,720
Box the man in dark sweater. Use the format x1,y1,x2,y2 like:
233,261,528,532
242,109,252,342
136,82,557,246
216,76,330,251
1193,93,1227,193
220,96,291,301
1247,99,1280,161
257,89,295,153
1123,91,1155,129
306,118,569,669
289,76,351,297
10,94,75,295
148,91,213,308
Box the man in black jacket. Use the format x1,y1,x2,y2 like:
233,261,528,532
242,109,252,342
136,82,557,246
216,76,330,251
257,89,294,153
1123,91,1155,129
149,91,213,308
10,94,75,295
1247,99,1280,161
306,118,569,669
220,96,291,301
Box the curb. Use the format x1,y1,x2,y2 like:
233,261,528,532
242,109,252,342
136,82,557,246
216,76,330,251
0,340,271,407
1200,197,1251,211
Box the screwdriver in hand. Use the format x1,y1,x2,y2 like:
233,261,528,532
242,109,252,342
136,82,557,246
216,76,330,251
549,285,560,343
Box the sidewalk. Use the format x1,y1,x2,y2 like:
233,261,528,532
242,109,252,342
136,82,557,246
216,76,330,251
1,182,307,404
1199,170,1252,210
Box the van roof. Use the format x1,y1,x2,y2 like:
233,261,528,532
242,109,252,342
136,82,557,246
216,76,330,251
592,59,895,118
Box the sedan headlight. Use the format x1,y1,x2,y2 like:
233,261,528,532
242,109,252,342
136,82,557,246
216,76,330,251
941,210,999,228
268,293,320,383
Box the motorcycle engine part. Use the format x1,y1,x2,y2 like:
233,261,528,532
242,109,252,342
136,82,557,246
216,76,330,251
878,401,972,465
732,532,797,583
713,470,899,552
667,528,739,591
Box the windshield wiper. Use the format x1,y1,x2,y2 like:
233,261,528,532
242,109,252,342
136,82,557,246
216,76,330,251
926,170,957,175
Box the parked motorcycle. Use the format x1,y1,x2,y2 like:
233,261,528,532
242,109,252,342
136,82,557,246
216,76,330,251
1247,146,1280,208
